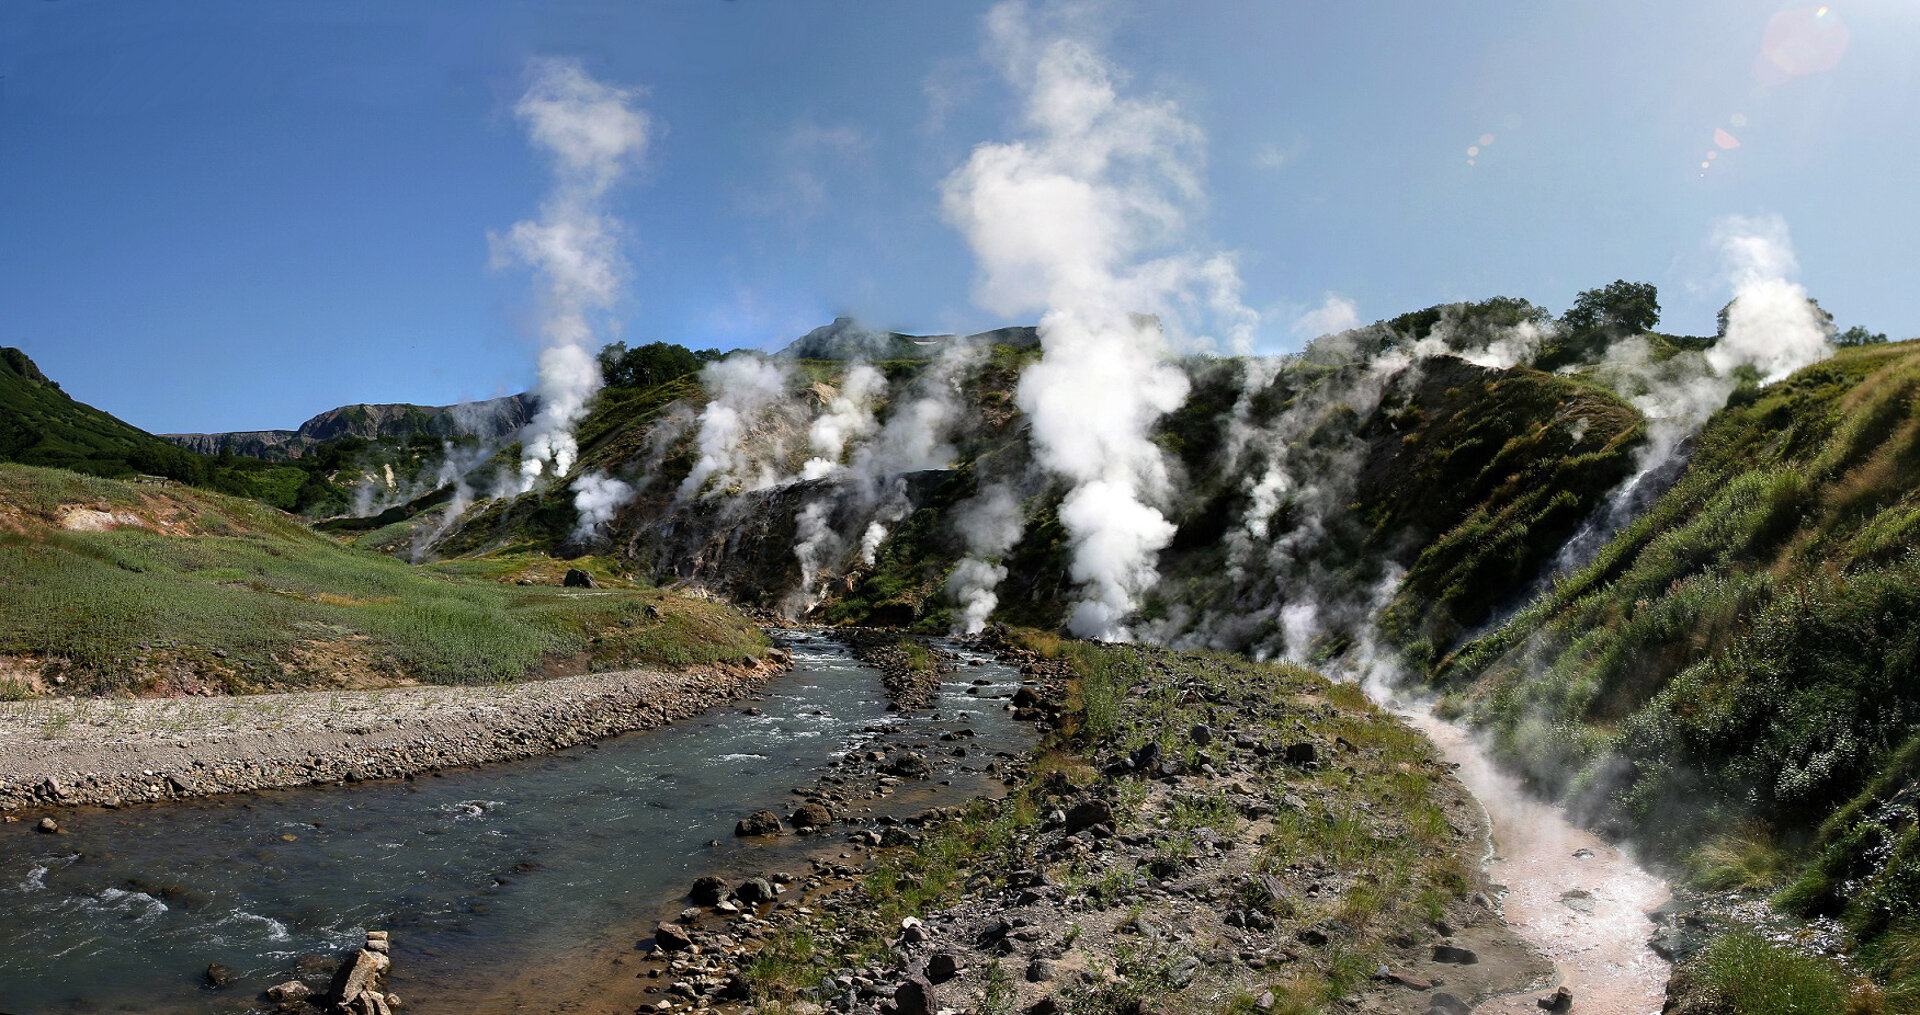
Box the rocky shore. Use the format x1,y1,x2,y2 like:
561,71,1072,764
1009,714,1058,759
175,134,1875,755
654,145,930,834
608,636,1555,1015
0,650,789,813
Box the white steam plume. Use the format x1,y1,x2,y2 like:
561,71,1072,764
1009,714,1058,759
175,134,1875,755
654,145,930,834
946,484,1026,635
942,2,1256,640
494,59,652,492
1555,213,1832,574
679,356,797,498
1710,213,1834,382
801,364,888,481
571,470,634,539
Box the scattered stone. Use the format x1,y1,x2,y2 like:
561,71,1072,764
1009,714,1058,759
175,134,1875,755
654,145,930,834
1063,799,1113,835
1284,742,1317,766
266,980,311,1003
1428,994,1472,1015
1559,889,1595,914
1025,958,1056,983
736,877,777,905
791,802,834,830
562,568,595,588
34,817,57,834
735,810,783,836
1378,968,1434,990
690,875,729,906
894,973,937,1015
927,952,962,983
884,753,933,779
1430,944,1479,965
654,922,694,952
1538,987,1573,1012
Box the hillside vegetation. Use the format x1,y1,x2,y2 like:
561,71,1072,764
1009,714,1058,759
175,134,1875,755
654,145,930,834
0,464,769,699
1440,339,1920,1000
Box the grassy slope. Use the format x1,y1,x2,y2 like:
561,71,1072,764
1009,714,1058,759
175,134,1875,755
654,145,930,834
1439,339,1920,999
0,464,769,699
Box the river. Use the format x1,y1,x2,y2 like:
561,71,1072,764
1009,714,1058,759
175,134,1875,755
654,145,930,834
1401,708,1671,1014
0,636,1034,1014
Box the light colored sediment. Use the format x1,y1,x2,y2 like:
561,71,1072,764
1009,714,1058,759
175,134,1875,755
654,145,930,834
0,649,790,812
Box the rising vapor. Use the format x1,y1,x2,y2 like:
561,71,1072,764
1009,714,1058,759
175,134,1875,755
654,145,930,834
942,1,1258,640
495,59,653,492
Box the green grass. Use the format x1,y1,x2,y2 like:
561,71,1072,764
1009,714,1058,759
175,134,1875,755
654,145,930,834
0,464,768,696
1694,933,1851,1014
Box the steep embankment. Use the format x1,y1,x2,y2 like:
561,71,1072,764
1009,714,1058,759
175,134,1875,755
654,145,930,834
0,464,771,700
1440,339,1920,999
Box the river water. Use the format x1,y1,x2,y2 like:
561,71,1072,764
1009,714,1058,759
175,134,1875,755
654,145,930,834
0,636,1033,1014
1402,709,1671,1014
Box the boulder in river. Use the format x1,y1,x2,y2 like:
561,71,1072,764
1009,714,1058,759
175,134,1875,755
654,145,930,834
690,875,729,906
790,802,834,830
653,922,694,951
204,962,236,988
884,753,933,779
735,810,783,836
266,980,311,1003
735,877,777,905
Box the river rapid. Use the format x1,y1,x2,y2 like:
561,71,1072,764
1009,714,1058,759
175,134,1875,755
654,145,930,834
0,636,1033,1015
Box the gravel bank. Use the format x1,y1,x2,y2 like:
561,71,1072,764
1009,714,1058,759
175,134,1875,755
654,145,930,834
0,649,790,813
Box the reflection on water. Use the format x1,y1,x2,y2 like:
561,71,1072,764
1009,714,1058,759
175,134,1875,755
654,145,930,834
1403,709,1670,1015
0,637,1032,1014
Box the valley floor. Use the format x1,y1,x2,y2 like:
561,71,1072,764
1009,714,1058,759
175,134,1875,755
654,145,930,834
0,651,789,813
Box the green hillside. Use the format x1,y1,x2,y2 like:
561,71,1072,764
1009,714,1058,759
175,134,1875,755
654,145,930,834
1440,339,1920,998
0,464,769,699
0,347,334,511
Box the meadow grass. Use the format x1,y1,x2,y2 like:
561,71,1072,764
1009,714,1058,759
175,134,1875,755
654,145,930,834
0,464,768,695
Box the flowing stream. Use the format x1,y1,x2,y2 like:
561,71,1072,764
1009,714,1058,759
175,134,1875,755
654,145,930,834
0,636,1033,1014
1401,708,1671,1014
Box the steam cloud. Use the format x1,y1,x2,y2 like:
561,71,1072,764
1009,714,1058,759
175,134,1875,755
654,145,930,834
495,59,652,492
572,470,634,539
679,356,798,498
942,1,1256,640
1557,213,1833,573
802,364,888,480
947,484,1026,634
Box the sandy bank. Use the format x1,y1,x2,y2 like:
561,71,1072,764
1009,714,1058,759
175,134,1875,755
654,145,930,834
0,649,790,812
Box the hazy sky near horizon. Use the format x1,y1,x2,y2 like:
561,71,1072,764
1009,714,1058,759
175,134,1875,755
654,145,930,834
3,0,1914,433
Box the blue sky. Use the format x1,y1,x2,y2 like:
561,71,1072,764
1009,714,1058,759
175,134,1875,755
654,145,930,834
3,0,1914,433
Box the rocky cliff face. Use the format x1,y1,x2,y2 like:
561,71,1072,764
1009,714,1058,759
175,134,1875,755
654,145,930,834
163,393,536,460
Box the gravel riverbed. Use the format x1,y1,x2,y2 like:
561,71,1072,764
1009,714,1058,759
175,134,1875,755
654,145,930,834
0,650,789,813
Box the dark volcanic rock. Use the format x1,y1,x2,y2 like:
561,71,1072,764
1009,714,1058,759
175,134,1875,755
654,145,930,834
562,568,595,588
895,973,937,1015
1064,800,1114,835
690,875,729,906
1431,944,1479,965
790,802,834,829
654,922,694,951
735,810,783,836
